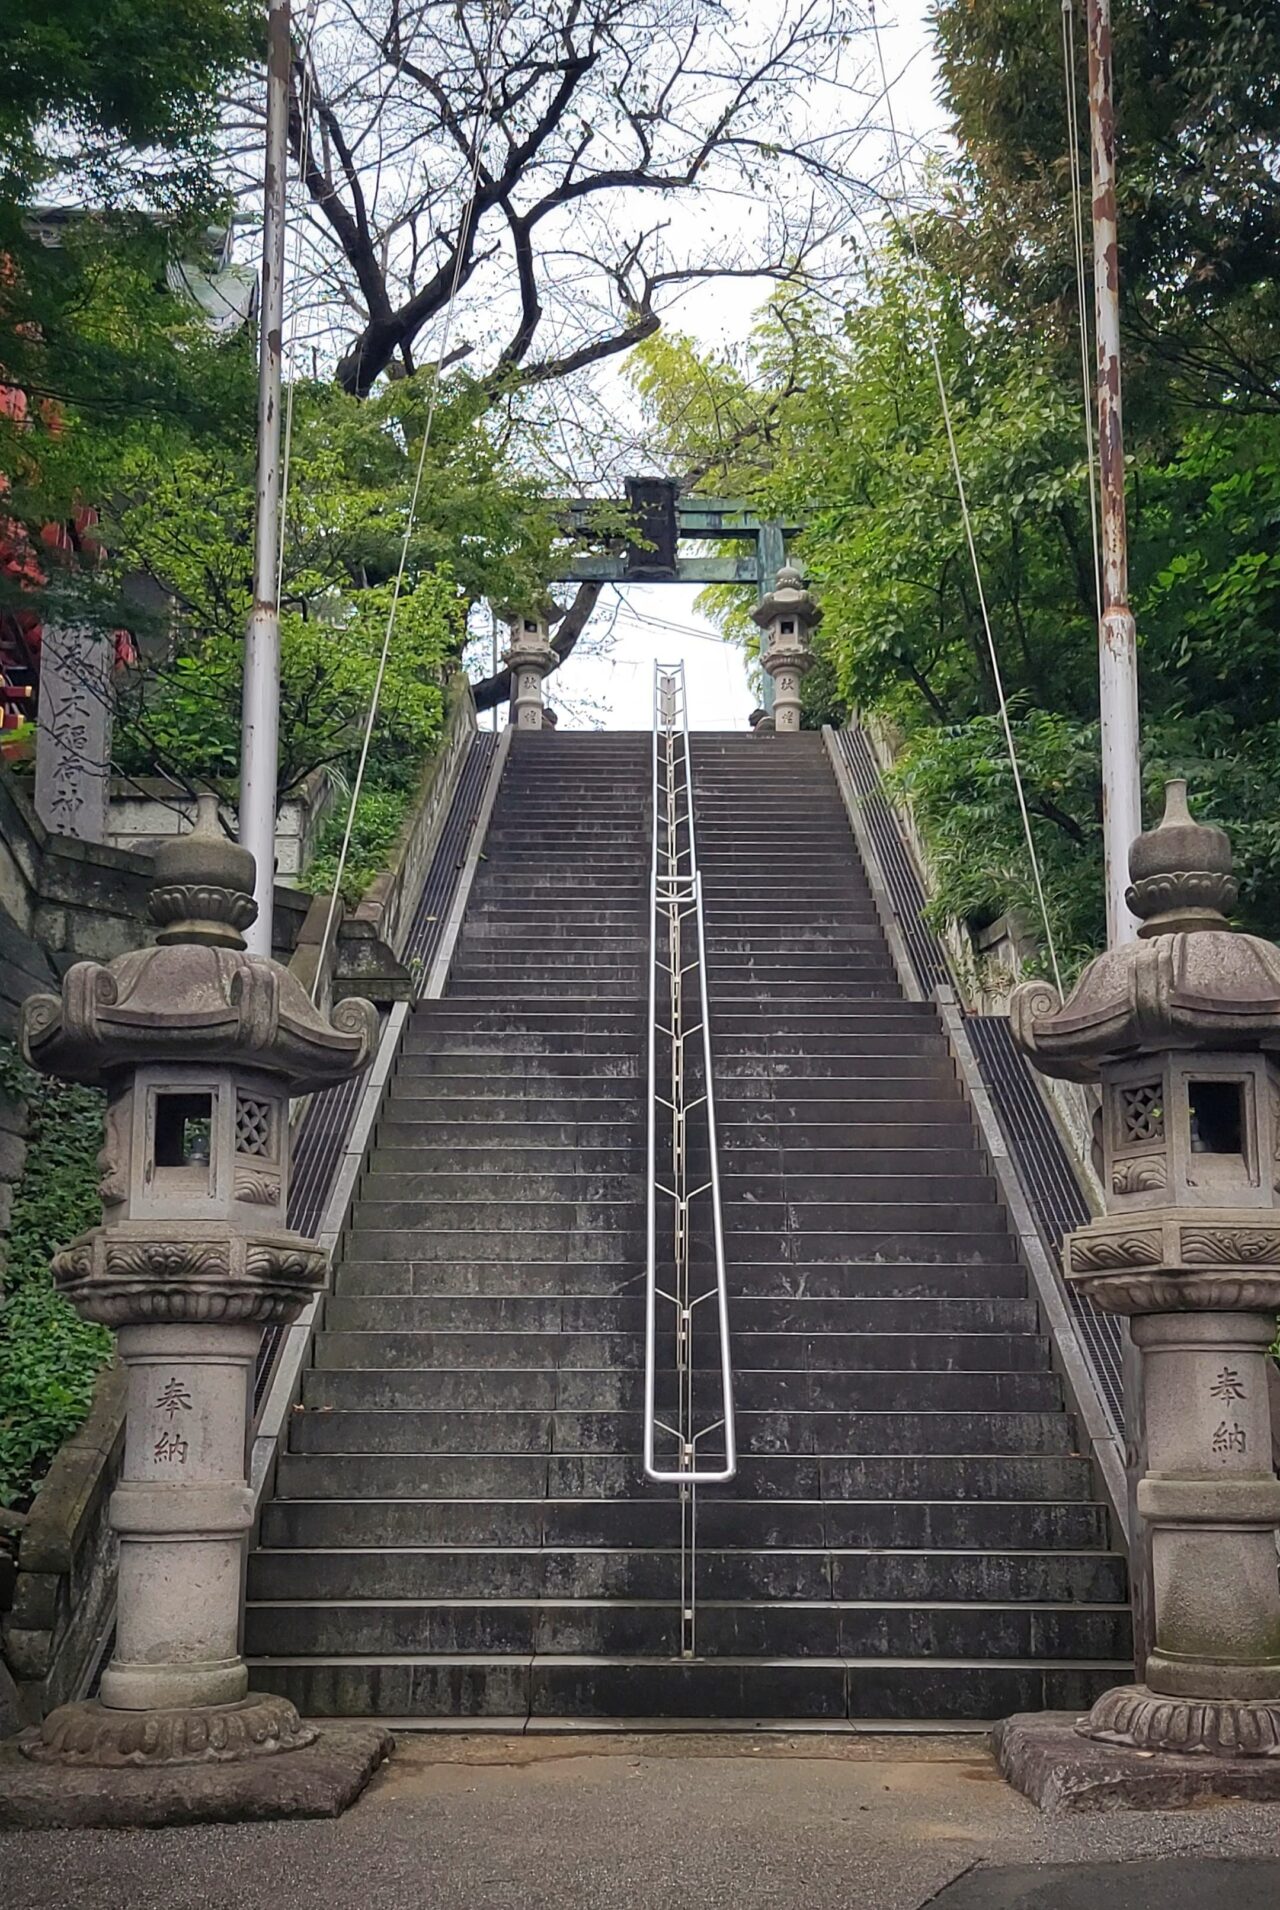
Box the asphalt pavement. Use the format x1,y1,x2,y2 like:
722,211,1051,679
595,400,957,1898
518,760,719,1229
2,1732,1279,1910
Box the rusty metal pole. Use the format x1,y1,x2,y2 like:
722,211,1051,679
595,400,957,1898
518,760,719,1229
1085,0,1142,949
239,0,291,957
1085,0,1153,1683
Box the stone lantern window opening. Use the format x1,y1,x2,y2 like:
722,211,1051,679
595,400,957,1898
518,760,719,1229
154,1091,214,1173
1188,1078,1244,1157
141,1075,232,1210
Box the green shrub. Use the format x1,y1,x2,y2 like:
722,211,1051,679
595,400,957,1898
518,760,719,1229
0,1047,112,1511
301,786,412,905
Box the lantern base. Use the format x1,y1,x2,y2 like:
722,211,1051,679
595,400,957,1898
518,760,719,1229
1081,1682,1280,1757
18,1693,316,1768
995,1709,1280,1813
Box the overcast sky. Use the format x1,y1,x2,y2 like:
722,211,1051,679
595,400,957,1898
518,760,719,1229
549,0,948,733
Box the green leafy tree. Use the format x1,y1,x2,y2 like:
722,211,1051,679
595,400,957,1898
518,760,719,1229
635,262,1280,970
930,0,1280,409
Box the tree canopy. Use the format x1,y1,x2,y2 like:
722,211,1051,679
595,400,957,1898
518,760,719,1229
636,0,1280,976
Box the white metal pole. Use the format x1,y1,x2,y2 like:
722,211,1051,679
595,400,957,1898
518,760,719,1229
239,0,291,957
1085,0,1142,948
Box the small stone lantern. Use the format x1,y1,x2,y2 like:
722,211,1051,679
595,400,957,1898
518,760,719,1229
751,566,821,735
16,796,376,1767
504,611,556,729
1011,781,1280,1757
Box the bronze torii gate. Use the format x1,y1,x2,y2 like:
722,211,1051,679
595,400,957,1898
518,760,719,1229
550,478,806,718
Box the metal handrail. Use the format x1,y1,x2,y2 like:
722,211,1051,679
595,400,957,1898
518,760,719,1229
644,663,736,1526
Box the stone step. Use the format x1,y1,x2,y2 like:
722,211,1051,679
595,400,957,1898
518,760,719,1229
716,1082,972,1109
248,1654,1124,1723
331,1261,1029,1300
373,1119,640,1148
365,1147,643,1176
384,1083,638,1109
285,1397,1067,1456
712,1056,954,1080
247,1545,1126,1606
356,1169,993,1207
359,1171,644,1202
349,1197,1006,1233
258,1496,1114,1553
394,1054,644,1078
717,1118,974,1145
272,1450,1097,1504
243,1598,1129,1663
300,1352,1055,1414
437,981,645,1000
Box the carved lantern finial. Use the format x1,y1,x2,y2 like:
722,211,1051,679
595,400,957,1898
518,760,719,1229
16,796,376,1769
1126,777,1237,937
1011,780,1280,1759
148,790,258,949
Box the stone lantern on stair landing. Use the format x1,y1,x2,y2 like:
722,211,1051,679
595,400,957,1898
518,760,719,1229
1011,781,1280,1759
504,610,556,730
17,795,376,1768
751,566,821,735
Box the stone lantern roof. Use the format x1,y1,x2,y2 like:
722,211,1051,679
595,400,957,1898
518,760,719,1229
1011,780,1280,1083
21,795,376,1094
751,565,822,636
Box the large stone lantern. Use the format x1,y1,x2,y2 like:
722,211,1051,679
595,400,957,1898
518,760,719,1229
751,566,821,734
16,796,376,1769
1011,782,1280,1762
504,610,556,729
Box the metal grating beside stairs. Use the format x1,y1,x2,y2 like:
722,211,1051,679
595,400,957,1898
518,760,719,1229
245,728,1129,1727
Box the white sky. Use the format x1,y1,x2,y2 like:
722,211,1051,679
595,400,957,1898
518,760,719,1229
550,0,947,733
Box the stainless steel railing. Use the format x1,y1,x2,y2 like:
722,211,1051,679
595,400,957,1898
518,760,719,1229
644,662,736,1656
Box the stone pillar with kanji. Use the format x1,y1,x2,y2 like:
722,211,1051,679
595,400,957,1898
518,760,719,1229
751,566,820,735
16,796,376,1769
504,611,556,730
1011,781,1280,1759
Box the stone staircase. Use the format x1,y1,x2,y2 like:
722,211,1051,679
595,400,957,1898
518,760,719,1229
246,727,1129,1724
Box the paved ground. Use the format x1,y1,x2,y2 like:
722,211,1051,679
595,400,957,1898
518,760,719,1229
3,1733,1280,1910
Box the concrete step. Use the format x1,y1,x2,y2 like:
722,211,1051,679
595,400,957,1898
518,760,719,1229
247,1545,1126,1606
332,1261,1028,1301
349,1198,1006,1234
365,1147,642,1175
258,1495,1114,1553
287,1404,1073,1458
373,1119,641,1147
286,1394,1068,1457
249,1655,1124,1722
243,1598,1129,1663
394,1053,644,1077
300,1350,1055,1413
272,1450,1098,1503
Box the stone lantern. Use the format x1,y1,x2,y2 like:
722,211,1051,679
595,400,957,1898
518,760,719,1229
751,566,821,735
1010,781,1280,1764
15,797,376,1771
504,610,556,729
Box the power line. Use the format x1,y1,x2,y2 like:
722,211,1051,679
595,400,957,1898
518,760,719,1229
311,0,510,997
868,0,1064,995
